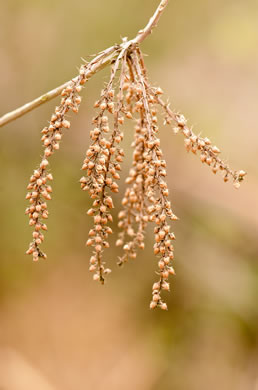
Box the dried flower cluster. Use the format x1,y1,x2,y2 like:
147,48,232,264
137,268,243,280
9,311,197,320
153,94,246,188
0,0,245,310
25,48,117,261
114,49,178,310
80,48,129,283
25,43,246,309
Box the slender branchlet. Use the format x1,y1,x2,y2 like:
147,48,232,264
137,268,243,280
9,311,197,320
0,0,169,128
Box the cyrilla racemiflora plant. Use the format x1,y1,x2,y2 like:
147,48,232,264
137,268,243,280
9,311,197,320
0,0,246,310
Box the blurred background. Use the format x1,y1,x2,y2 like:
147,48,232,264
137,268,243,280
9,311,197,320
0,0,258,388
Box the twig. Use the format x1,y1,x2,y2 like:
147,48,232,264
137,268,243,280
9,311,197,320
132,0,169,45
0,0,169,128
0,46,117,127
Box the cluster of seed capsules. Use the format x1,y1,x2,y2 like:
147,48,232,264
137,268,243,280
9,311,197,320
113,49,178,310
25,45,246,309
143,136,178,311
80,53,132,283
25,63,89,261
115,77,151,263
116,118,148,264
154,94,247,188
171,113,246,187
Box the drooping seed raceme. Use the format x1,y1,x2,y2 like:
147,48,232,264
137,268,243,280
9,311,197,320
81,48,133,283
25,48,117,261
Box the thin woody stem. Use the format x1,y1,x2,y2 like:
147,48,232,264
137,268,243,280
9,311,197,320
0,46,117,127
0,0,169,128
132,0,169,45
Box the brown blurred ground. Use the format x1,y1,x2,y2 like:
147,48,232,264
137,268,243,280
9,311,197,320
0,0,258,389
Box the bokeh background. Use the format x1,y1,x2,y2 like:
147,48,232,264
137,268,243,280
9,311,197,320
0,0,258,388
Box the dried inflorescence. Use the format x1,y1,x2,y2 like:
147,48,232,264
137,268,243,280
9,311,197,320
152,93,247,188
25,47,117,261
80,49,129,283
25,42,246,309
25,82,80,261
116,115,148,264
113,49,178,310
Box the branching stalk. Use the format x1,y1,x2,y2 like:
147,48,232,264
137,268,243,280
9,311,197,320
0,0,168,128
